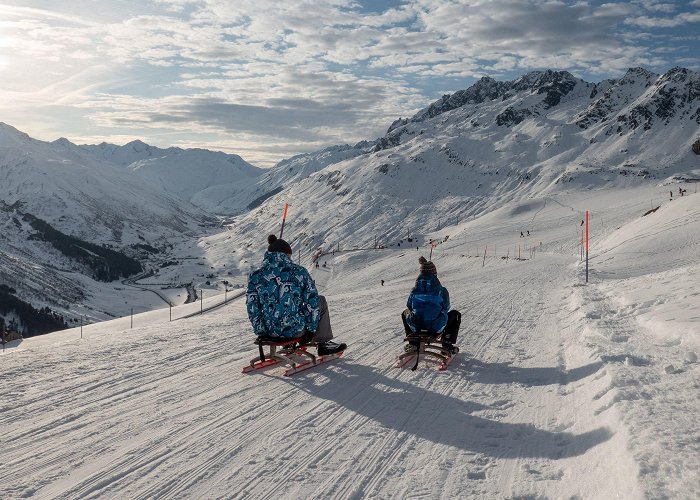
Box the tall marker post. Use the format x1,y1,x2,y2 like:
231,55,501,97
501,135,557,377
279,203,289,239
585,210,589,283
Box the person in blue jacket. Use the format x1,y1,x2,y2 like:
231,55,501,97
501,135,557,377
246,234,346,355
401,256,461,353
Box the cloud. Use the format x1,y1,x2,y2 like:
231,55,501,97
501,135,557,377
625,12,700,28
0,0,698,167
633,0,679,13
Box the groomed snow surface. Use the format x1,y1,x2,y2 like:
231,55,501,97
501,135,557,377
2,186,698,499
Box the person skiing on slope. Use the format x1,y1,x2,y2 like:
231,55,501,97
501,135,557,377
401,256,461,354
246,235,346,355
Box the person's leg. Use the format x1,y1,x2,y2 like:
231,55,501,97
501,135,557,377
311,295,334,343
402,309,419,352
401,309,414,335
442,310,461,345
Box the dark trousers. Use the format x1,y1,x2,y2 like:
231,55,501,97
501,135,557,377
401,309,461,344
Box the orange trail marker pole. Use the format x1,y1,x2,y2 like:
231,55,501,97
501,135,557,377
279,203,289,239
586,210,589,283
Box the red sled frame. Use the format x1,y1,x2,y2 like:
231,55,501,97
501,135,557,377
242,336,343,376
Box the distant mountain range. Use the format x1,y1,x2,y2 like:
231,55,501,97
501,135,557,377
220,66,700,265
1,66,698,333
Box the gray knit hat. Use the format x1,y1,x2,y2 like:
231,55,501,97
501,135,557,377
418,256,437,275
267,234,292,255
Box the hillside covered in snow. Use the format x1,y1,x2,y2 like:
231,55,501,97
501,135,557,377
1,182,697,498
1,67,699,336
214,67,700,276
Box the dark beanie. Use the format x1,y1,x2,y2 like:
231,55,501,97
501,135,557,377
418,256,437,275
267,234,292,255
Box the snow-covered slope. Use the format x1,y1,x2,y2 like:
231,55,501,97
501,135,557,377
0,123,226,325
211,67,700,273
81,141,264,212
2,185,697,498
3,66,699,335
203,141,377,214
0,123,216,244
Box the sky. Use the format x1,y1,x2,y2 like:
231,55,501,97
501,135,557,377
0,0,699,167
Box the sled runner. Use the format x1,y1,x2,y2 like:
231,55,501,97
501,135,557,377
396,331,459,371
242,336,344,376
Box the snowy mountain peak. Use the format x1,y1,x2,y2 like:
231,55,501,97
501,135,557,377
124,139,151,152
513,69,578,89
51,137,76,148
0,122,34,145
621,67,658,82
409,76,509,125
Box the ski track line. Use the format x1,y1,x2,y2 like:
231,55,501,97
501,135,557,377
46,372,301,498
242,354,412,498
445,257,575,497
4,328,266,496
3,343,230,455
2,253,630,499
339,372,437,498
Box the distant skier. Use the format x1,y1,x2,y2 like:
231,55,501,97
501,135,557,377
381,280,385,286
520,231,524,237
401,257,461,354
581,219,584,226
527,230,530,236
246,235,346,356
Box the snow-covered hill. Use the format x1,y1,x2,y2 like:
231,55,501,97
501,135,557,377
1,124,231,325
2,184,697,498
211,67,699,273
0,123,218,244
202,141,377,214
80,140,264,212
2,66,699,334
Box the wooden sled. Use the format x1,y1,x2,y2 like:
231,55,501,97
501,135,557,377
396,330,458,371
242,336,344,376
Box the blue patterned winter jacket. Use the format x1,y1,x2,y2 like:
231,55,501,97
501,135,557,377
405,273,450,334
246,251,320,338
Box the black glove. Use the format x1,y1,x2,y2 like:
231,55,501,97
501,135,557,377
299,330,315,345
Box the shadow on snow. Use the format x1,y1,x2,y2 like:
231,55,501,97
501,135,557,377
284,362,611,459
462,359,605,386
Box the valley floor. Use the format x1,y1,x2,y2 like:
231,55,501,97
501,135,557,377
1,189,698,499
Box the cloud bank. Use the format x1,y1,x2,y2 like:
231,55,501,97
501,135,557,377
0,0,698,166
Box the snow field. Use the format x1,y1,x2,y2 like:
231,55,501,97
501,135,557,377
1,186,698,498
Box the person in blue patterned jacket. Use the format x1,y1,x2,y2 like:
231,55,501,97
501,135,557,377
401,256,461,353
246,234,346,356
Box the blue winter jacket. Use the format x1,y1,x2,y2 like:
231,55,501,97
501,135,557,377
246,251,320,338
405,273,450,334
